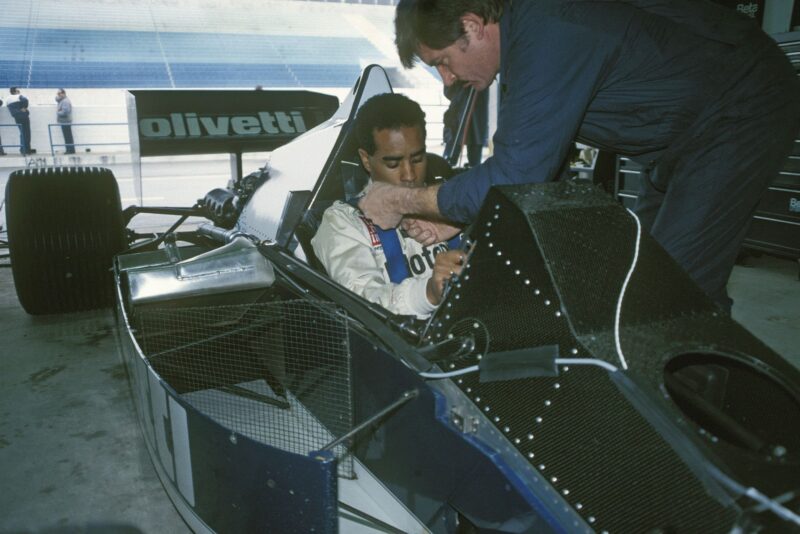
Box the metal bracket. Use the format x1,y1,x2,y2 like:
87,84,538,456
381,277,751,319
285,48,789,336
450,408,479,434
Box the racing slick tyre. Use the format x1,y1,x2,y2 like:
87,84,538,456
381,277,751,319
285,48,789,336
5,167,126,315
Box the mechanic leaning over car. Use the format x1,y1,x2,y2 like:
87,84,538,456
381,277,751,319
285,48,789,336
359,0,800,311
312,93,465,319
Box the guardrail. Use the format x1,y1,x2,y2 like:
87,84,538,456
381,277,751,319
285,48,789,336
48,122,130,157
0,123,23,154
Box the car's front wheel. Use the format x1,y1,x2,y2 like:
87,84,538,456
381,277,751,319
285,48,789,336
5,167,126,315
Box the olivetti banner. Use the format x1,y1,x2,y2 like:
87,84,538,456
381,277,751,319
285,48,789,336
127,89,339,157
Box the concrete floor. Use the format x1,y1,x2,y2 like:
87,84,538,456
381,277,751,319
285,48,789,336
0,285,191,533
729,253,800,364
0,155,798,532
0,154,218,534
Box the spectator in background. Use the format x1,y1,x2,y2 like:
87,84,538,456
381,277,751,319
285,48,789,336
0,97,5,156
6,87,32,155
55,88,75,154
442,81,488,168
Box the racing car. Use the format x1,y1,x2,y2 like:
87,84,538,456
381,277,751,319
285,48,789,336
5,65,800,533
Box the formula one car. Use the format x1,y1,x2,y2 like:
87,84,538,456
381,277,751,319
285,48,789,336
5,65,800,533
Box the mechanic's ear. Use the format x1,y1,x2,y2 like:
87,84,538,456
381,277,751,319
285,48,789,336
462,13,485,39
358,148,372,175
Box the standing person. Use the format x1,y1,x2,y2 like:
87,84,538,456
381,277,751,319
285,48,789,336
55,88,75,154
311,93,464,319
360,0,800,310
6,87,32,155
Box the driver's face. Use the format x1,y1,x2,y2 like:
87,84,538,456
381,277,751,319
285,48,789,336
359,125,427,188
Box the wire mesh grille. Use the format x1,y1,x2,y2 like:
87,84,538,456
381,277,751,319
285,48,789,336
134,299,353,477
423,185,738,531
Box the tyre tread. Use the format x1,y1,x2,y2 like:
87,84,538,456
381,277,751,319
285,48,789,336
6,166,125,314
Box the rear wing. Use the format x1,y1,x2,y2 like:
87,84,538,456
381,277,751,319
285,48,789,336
124,88,339,205
126,89,339,157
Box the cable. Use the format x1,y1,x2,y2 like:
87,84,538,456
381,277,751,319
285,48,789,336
555,358,618,373
419,358,619,380
743,487,800,525
419,365,479,380
705,464,800,526
614,208,641,371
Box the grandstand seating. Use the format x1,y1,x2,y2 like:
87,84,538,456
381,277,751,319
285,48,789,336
0,0,446,158
0,25,385,89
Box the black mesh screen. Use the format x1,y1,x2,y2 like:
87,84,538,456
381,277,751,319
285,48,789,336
504,185,717,335
422,183,763,531
453,367,737,532
134,300,353,477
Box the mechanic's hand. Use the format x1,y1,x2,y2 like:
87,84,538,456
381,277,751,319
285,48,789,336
358,182,406,230
402,217,461,246
426,249,465,305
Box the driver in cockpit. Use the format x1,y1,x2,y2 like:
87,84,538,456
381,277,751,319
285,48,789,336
312,93,464,319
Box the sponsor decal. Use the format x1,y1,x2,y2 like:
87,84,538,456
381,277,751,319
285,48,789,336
384,243,449,277
359,216,381,247
139,111,307,139
735,2,759,18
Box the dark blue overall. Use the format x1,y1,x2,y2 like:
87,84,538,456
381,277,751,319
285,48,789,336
437,0,800,308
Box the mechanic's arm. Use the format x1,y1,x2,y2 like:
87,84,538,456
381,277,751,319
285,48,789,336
437,21,615,223
311,207,436,318
358,181,442,230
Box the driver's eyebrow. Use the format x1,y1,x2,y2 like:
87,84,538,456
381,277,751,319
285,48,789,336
382,148,425,162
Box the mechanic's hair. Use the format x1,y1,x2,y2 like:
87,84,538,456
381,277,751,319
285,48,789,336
355,93,426,156
395,0,503,69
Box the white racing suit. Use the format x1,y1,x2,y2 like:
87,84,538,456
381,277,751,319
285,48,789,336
311,200,454,319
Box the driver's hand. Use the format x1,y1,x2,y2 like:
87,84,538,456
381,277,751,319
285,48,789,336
358,182,405,230
426,249,465,305
402,217,461,246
